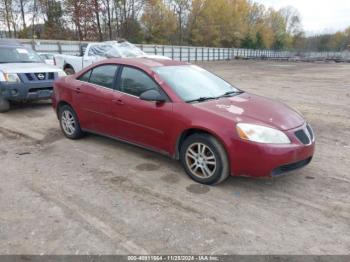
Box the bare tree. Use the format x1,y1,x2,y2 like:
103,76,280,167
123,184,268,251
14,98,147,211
3,0,13,37
72,0,83,40
114,0,144,39
169,0,191,44
10,1,18,37
93,0,103,41
102,0,112,39
64,0,97,41
279,6,302,36
19,0,27,33
31,0,38,39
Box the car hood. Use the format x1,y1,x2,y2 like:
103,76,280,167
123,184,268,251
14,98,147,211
0,63,63,73
194,93,305,131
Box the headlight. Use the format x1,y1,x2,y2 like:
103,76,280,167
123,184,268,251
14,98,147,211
0,72,21,83
57,70,67,78
236,123,291,144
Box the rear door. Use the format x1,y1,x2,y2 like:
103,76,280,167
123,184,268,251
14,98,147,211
73,64,121,135
111,66,174,153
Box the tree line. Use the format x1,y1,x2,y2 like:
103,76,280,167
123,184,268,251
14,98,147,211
1,0,349,51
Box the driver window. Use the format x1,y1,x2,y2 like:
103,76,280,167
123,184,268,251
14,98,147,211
120,67,160,97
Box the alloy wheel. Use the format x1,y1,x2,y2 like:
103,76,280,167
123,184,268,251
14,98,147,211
61,110,76,136
185,143,217,178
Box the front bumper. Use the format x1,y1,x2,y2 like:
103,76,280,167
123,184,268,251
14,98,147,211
0,82,54,101
271,157,312,177
229,124,315,178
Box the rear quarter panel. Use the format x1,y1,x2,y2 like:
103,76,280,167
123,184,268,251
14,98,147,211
53,76,75,112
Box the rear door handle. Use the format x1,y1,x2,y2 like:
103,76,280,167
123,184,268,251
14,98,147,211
112,99,124,105
75,87,81,94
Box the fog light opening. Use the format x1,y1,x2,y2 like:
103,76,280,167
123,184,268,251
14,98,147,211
11,89,18,96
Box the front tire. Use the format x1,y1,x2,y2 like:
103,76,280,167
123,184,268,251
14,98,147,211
0,96,10,113
58,105,84,139
180,133,230,185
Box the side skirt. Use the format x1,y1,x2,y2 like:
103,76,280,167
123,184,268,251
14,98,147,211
82,128,175,159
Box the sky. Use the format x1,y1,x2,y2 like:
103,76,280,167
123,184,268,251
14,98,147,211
254,0,350,35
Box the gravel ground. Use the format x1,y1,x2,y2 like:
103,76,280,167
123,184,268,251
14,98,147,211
0,60,349,255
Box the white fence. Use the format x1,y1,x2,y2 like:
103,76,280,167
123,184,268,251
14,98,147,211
18,39,350,62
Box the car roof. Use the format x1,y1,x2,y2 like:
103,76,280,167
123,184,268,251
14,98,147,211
0,39,22,47
103,58,189,69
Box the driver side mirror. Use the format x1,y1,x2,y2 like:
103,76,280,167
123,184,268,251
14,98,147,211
139,90,166,103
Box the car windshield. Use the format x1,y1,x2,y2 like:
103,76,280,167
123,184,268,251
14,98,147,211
153,65,241,102
88,41,146,58
0,46,43,63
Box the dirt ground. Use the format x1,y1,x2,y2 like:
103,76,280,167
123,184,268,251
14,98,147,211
0,60,349,255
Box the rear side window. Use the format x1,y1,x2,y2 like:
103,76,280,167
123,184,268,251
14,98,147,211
89,65,118,89
120,66,160,97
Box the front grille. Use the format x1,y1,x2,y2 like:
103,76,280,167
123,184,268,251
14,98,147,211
306,124,314,141
34,73,47,80
48,72,55,80
24,73,56,81
295,129,310,145
272,157,312,176
25,73,34,81
295,124,314,145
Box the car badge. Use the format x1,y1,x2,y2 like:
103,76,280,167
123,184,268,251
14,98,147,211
37,73,45,80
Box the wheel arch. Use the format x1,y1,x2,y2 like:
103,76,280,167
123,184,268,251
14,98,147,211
63,63,75,72
56,100,73,118
174,127,229,160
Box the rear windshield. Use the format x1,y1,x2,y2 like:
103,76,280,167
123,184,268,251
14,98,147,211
0,46,43,63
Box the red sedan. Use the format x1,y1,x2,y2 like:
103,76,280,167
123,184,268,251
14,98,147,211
52,58,315,185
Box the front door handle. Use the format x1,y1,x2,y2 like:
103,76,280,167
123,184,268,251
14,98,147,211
112,99,124,105
75,87,81,94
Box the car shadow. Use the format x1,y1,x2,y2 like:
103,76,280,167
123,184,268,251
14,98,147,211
10,100,52,111
84,132,180,170
221,167,310,195
82,131,305,193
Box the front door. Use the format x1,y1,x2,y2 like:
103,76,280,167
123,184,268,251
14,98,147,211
112,66,174,154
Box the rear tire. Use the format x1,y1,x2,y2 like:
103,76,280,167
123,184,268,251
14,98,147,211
0,96,10,113
180,133,230,185
58,105,84,139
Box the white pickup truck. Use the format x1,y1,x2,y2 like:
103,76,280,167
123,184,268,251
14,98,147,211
54,41,170,74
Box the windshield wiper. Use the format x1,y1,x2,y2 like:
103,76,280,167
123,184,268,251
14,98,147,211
218,90,244,98
186,97,217,103
186,91,244,103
